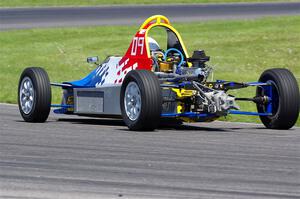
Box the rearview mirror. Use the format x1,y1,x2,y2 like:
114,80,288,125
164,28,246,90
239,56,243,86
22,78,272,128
87,56,99,64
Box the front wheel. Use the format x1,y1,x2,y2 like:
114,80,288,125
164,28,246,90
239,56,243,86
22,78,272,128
18,67,51,122
120,70,162,131
256,68,299,129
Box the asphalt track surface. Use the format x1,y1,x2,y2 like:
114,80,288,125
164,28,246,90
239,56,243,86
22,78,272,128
1,103,300,198
1,2,300,30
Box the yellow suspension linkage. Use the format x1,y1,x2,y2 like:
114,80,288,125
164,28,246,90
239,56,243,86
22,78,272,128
172,88,196,115
171,88,199,123
66,96,74,111
172,88,196,98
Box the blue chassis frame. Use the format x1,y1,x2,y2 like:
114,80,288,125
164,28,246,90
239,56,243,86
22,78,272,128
159,81,273,118
50,81,273,118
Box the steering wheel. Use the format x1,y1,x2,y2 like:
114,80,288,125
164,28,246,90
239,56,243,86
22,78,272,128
163,48,184,67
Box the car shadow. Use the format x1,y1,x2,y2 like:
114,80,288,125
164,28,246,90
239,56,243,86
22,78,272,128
55,117,228,132
57,118,126,127
161,122,229,131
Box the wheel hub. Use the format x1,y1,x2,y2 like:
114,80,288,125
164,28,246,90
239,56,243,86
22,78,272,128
19,77,34,114
124,82,141,121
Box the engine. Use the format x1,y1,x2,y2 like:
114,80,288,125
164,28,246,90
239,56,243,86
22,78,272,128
154,49,239,119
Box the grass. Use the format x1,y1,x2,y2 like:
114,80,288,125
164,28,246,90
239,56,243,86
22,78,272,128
0,16,299,126
1,0,300,7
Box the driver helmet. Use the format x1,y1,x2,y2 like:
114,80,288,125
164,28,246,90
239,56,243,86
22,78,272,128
148,37,160,51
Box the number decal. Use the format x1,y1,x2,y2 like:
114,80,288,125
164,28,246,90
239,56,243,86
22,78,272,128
131,37,144,56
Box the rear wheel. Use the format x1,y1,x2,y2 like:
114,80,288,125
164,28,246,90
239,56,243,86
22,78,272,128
256,68,299,129
18,67,51,122
120,70,162,131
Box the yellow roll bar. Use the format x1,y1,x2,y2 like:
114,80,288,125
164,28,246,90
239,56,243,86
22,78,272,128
140,15,190,64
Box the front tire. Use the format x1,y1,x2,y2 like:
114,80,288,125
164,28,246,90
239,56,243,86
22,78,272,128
120,70,162,131
256,68,299,129
18,67,51,122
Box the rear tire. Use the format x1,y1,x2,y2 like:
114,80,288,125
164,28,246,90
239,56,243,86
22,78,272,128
18,67,51,122
256,68,299,129
120,70,162,131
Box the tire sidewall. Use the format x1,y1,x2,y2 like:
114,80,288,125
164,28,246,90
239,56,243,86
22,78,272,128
257,73,281,126
18,69,38,119
257,68,299,129
18,67,51,122
120,71,146,129
120,70,162,131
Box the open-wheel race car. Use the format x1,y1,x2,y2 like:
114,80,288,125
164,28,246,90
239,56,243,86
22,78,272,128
18,15,300,130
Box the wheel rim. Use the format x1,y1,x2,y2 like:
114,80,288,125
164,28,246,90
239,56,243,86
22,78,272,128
124,81,141,121
268,80,279,116
259,80,279,116
19,77,35,114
